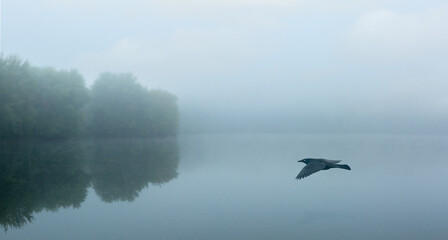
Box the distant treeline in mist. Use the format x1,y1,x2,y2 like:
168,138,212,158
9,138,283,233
0,56,178,139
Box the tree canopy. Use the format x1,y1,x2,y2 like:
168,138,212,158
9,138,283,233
89,72,178,138
0,56,178,139
0,56,89,139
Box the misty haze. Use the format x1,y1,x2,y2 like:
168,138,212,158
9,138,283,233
1,0,448,240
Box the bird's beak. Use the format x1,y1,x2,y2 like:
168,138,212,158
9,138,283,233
298,159,304,163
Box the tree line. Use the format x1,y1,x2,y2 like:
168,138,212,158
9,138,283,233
0,56,178,139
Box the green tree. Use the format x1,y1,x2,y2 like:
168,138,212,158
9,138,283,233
89,72,178,137
147,89,179,136
0,56,89,139
0,56,35,138
30,67,89,138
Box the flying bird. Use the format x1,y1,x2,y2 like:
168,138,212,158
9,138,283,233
296,158,351,180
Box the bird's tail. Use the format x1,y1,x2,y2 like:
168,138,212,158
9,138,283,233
337,164,351,170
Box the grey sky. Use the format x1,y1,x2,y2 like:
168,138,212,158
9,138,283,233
2,0,448,133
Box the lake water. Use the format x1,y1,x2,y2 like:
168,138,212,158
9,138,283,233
1,134,448,240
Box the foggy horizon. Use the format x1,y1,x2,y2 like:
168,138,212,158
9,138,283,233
2,0,448,135
2,1,448,239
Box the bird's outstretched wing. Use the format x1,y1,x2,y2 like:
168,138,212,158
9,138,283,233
296,162,326,180
323,159,341,164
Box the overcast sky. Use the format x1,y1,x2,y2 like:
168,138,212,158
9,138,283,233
2,0,448,133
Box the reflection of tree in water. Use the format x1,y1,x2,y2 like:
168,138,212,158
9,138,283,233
0,140,90,231
0,137,179,231
90,138,179,202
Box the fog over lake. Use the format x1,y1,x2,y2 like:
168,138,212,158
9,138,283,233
1,0,448,239
3,0,448,135
2,134,448,240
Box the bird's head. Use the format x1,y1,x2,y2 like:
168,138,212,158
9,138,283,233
298,158,311,164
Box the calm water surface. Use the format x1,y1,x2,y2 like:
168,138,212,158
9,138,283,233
1,134,448,240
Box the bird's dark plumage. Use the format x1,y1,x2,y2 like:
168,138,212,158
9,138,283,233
296,158,351,180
